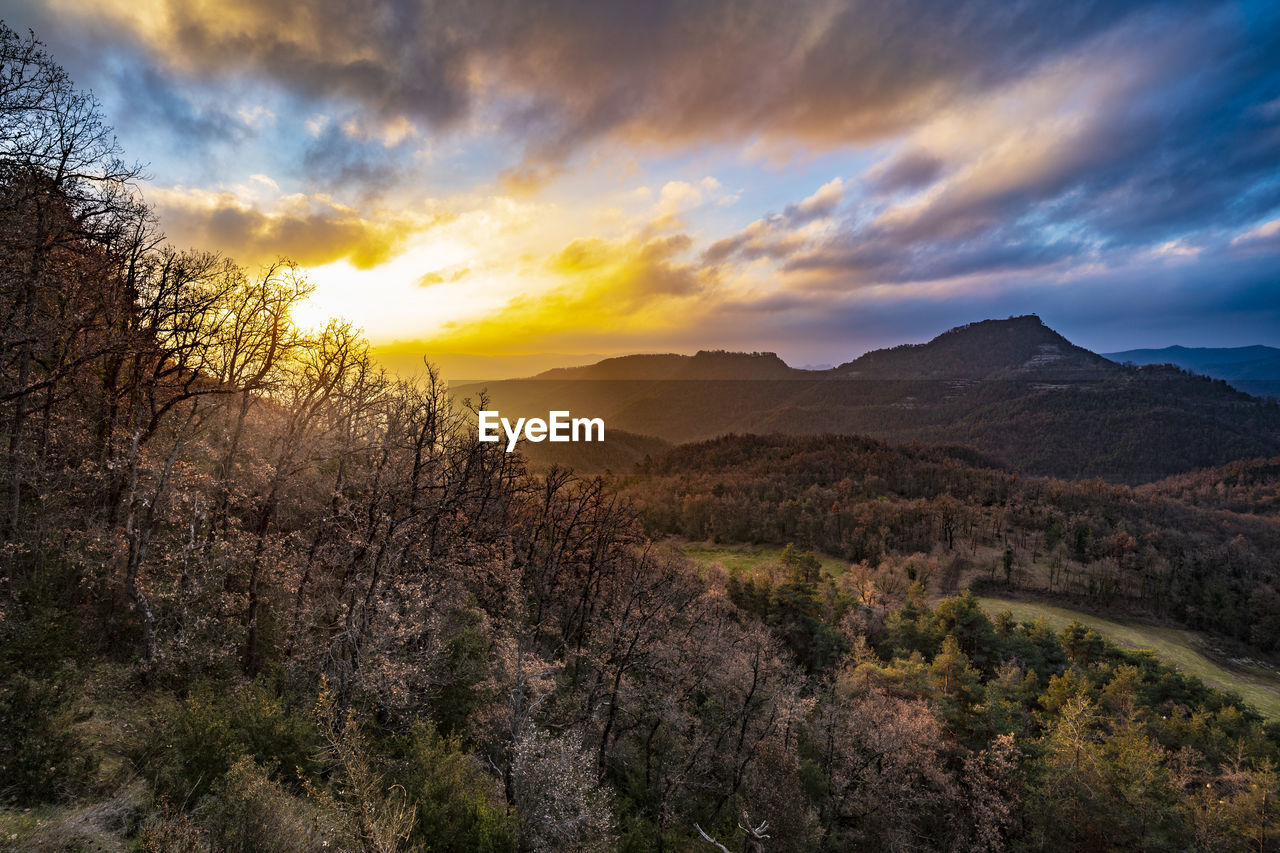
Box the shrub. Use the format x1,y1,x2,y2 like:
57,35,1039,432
159,679,319,803
138,803,210,852
203,756,345,852
0,668,94,805
399,723,515,852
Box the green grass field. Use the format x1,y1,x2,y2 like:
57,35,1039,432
679,542,849,578
978,596,1280,720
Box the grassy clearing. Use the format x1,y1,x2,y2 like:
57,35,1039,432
0,806,49,848
678,542,848,579
979,596,1280,721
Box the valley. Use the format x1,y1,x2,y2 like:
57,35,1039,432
680,541,1280,720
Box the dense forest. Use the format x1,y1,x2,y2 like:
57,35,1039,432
623,434,1280,651
6,23,1280,853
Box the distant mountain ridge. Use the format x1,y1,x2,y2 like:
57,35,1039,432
535,349,807,380
1104,345,1280,379
533,316,1123,381
452,316,1280,483
1103,345,1280,398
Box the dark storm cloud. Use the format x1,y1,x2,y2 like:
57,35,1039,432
38,0,1203,160
706,4,1280,297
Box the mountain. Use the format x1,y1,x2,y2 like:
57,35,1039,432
534,349,810,380
1104,344,1280,379
371,347,608,381
1104,345,1280,399
839,315,1119,379
530,316,1116,381
453,317,1280,483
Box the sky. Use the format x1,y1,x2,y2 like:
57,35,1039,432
3,0,1280,373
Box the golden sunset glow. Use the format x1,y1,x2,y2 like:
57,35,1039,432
10,0,1277,375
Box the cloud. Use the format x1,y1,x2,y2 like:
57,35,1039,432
498,162,566,196
687,238,1280,361
104,57,252,145
783,178,845,222
236,104,276,129
704,6,1280,299
299,122,415,194
783,230,1082,285
867,151,945,194
702,178,844,265
416,267,471,287
9,0,1280,361
656,181,704,218
550,233,699,296
1231,218,1280,254
41,0,1189,164
151,188,439,269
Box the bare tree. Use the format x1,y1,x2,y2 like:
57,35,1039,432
696,813,771,853
0,23,145,541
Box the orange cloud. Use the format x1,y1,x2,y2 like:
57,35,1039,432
151,187,446,269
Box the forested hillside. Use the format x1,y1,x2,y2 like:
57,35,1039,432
1142,458,1280,518
623,433,1280,651
7,23,1280,853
